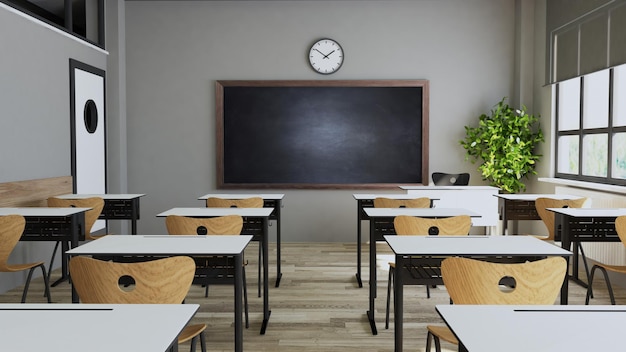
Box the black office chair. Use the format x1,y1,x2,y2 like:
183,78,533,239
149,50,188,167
431,172,470,186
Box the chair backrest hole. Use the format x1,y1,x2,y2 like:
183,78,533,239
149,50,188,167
196,226,208,235
428,226,439,236
118,275,136,292
498,276,516,292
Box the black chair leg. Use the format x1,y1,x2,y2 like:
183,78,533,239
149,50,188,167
199,331,206,352
586,265,616,305
39,263,52,303
426,330,442,352
425,330,433,352
190,336,197,352
22,267,38,303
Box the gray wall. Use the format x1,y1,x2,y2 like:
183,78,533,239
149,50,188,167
0,3,107,292
124,0,525,241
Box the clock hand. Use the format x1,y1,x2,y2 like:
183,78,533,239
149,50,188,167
314,49,327,57
324,50,336,59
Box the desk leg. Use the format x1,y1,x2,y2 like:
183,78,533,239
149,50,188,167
356,200,363,288
394,255,404,352
131,198,140,235
51,241,70,287
275,202,282,288
235,254,243,352
260,218,271,334
53,213,84,287
366,219,378,335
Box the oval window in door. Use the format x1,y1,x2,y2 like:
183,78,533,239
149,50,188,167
83,99,98,134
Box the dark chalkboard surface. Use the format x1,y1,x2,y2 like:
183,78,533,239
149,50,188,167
216,80,429,189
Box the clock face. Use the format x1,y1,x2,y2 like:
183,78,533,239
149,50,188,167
308,38,344,74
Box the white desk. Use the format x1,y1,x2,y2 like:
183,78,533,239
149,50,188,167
56,193,146,234
549,207,626,297
494,193,582,235
399,186,499,229
67,234,251,352
0,207,89,286
156,207,273,335
385,235,572,352
352,193,439,287
363,207,481,335
198,193,285,287
0,303,198,352
436,305,626,352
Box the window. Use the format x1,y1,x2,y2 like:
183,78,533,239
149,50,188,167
554,64,626,185
1,0,104,48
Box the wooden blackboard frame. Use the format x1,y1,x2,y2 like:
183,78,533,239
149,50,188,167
216,80,429,189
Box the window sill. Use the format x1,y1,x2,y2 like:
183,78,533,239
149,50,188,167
538,177,626,195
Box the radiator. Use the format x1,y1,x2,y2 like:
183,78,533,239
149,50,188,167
555,186,626,265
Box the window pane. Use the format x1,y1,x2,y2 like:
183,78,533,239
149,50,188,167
558,135,579,174
614,64,626,127
583,69,609,129
613,133,626,179
558,77,580,131
582,134,608,177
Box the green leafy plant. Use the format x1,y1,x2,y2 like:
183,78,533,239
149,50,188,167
460,98,544,193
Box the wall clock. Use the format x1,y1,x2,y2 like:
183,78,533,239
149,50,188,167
308,38,344,74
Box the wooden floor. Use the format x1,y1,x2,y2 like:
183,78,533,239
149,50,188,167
3,242,625,352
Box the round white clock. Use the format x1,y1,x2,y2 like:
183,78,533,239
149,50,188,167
308,38,344,74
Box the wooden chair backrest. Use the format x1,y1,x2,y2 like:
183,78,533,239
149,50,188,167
373,197,430,208
393,215,472,236
0,215,26,271
441,256,567,305
535,197,588,240
69,256,196,304
165,215,244,236
47,197,105,237
206,197,263,208
616,216,626,245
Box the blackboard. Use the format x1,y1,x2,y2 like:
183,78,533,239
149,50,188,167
216,80,429,189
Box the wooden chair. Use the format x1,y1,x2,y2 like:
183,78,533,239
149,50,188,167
426,256,567,352
385,215,472,329
431,172,470,186
0,214,52,303
206,196,263,296
535,197,590,288
46,196,106,284
372,197,430,208
69,256,206,352
165,214,249,328
586,216,626,305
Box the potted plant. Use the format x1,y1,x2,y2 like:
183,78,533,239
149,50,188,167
460,97,544,193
